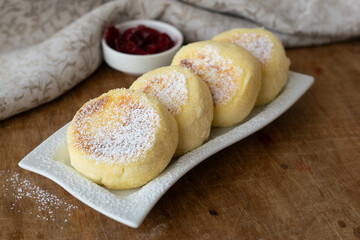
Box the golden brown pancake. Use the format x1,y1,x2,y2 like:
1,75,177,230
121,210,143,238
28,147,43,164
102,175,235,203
213,28,290,105
131,65,213,155
67,88,178,189
172,40,261,127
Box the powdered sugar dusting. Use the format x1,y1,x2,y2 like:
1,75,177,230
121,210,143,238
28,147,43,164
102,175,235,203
180,45,242,106
71,91,160,165
139,70,188,115
0,170,78,223
230,33,274,64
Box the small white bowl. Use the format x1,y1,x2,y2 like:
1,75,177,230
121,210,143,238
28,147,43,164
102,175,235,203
102,19,183,76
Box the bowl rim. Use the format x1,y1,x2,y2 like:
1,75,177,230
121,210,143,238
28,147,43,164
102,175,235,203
102,19,183,59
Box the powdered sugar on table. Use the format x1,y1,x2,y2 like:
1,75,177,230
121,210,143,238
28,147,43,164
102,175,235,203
0,170,78,224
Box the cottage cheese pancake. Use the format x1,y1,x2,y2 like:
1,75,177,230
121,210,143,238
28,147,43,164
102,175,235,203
172,40,261,127
213,28,290,105
131,66,213,155
67,89,178,189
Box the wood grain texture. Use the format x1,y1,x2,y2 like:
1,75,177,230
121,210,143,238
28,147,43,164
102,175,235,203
0,39,359,240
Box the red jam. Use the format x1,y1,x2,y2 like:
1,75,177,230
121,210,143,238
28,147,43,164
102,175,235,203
105,25,175,55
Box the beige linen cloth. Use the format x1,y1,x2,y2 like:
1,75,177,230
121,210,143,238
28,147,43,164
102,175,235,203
0,0,359,120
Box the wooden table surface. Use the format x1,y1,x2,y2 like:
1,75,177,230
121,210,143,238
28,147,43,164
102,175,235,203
1,39,359,240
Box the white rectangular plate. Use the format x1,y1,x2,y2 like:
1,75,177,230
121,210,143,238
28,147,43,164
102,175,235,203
19,71,314,228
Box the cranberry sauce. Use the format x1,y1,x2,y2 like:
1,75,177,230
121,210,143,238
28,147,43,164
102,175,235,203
105,25,175,55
